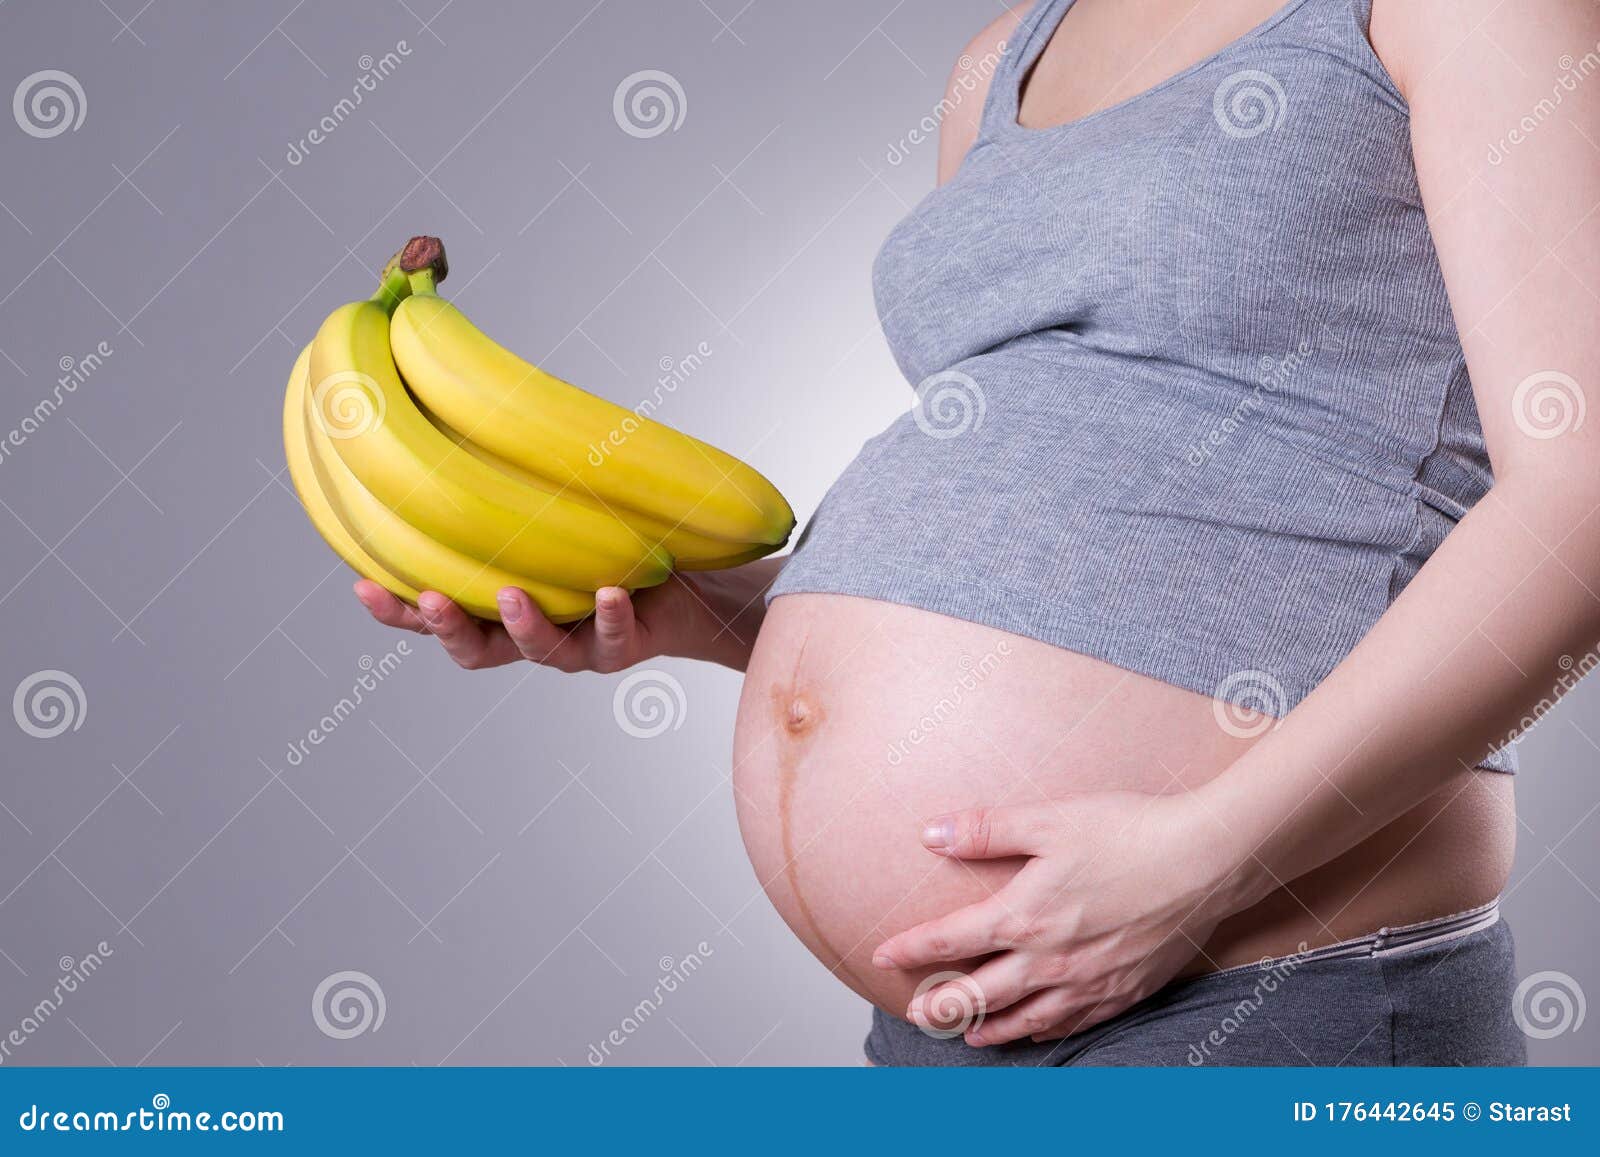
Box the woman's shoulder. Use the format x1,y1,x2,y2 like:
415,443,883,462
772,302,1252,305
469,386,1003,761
938,4,1032,182
965,4,1030,64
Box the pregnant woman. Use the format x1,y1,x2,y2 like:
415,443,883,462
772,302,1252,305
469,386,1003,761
358,0,1600,1065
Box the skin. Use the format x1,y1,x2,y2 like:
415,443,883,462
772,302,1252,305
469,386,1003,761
731,598,1512,1030
877,0,1600,1044
353,559,779,675
362,0,1600,1051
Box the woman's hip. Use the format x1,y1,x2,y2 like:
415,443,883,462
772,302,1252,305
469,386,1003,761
864,901,1527,1067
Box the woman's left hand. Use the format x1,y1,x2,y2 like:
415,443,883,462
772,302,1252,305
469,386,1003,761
870,789,1246,1046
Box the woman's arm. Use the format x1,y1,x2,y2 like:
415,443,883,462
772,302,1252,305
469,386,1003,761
356,554,783,674
357,8,1028,674
1180,0,1600,910
874,0,1600,1045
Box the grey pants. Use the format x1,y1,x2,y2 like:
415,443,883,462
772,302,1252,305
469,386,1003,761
866,902,1527,1066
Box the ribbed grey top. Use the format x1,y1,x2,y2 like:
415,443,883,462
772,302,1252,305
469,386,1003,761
770,0,1513,771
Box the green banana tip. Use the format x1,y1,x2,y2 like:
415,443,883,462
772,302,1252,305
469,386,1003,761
371,262,413,315
378,247,406,282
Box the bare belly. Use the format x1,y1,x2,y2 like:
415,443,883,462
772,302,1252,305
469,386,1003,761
732,593,1516,1017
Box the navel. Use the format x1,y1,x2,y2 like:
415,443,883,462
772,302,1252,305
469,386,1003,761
783,693,819,735
767,684,862,985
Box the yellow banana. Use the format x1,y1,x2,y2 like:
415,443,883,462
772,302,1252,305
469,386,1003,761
389,256,794,547
416,403,781,570
307,263,674,593
282,344,420,604
297,350,595,624
673,541,780,571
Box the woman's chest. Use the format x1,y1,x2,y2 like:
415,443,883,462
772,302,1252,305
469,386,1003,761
871,56,1421,384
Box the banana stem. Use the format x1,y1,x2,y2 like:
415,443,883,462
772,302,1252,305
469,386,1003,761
398,234,448,297
405,266,438,296
370,262,413,316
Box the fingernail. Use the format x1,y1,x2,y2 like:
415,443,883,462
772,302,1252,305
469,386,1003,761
418,592,446,617
353,584,373,608
967,1029,986,1047
921,816,954,849
497,591,522,622
598,588,621,610
871,951,895,970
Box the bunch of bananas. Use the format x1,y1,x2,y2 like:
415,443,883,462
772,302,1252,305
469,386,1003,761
282,236,794,623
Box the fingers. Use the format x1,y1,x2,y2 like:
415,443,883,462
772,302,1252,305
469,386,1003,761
872,896,1017,971
920,803,1050,860
589,587,637,672
354,581,429,632
416,591,517,669
361,581,644,673
981,986,1093,1047
496,587,578,664
497,586,641,672
906,951,1040,1034
1028,990,1141,1045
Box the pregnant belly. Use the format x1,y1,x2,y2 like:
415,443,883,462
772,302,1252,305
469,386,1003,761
732,593,1515,1017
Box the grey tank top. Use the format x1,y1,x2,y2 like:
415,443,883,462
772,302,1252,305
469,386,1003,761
769,0,1514,771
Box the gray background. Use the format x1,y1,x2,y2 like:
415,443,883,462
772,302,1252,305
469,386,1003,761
0,0,1595,1067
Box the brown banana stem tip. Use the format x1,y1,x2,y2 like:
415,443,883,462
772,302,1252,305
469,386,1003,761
398,235,448,282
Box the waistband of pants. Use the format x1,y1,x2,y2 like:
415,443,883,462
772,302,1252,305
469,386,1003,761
1203,899,1502,981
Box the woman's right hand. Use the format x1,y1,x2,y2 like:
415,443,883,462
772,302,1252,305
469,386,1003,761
354,581,693,673
356,556,782,673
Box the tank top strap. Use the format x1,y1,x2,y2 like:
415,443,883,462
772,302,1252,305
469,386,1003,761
1259,0,1382,46
977,0,1074,138
1256,0,1406,109
978,0,1403,141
